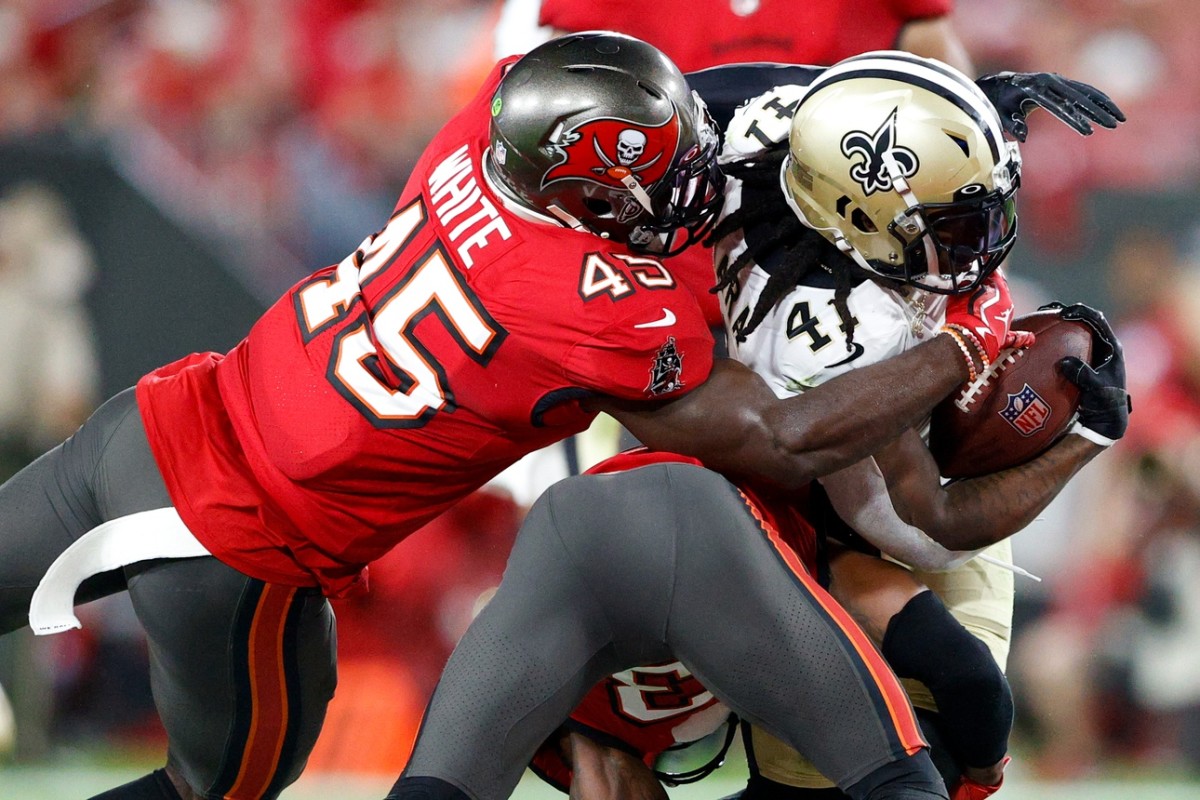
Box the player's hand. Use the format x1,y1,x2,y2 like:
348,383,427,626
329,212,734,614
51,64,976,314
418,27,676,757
1043,302,1132,445
944,271,1018,364
975,72,1126,142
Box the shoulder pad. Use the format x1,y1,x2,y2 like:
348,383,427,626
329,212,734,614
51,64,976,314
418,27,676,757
723,84,809,160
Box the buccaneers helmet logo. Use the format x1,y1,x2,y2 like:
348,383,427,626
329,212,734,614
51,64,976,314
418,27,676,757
543,116,681,192
841,108,919,196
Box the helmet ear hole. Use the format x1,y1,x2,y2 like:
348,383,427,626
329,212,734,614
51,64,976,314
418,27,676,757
851,209,877,233
583,197,614,217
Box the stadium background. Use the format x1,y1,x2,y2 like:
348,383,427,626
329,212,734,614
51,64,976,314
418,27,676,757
1,0,1199,797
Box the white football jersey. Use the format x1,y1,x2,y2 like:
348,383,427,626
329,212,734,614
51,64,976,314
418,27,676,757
717,83,948,393
723,260,946,398
715,85,970,574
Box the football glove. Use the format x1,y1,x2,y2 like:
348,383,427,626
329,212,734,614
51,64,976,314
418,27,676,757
944,271,1023,365
1042,302,1132,445
975,72,1126,142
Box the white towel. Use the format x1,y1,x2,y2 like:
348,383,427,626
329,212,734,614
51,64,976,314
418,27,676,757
29,507,211,635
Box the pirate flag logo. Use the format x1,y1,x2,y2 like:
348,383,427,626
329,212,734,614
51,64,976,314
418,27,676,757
646,336,685,396
841,108,919,196
542,116,681,194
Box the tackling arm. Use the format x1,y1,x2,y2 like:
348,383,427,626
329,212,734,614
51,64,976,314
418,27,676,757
590,334,970,491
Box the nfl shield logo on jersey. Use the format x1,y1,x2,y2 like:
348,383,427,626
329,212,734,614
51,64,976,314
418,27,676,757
999,384,1051,436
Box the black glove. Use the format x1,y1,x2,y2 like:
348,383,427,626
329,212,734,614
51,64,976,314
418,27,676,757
1040,302,1132,444
976,72,1126,142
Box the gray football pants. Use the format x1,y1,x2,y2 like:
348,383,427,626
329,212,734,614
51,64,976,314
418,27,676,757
402,463,931,800
0,388,336,799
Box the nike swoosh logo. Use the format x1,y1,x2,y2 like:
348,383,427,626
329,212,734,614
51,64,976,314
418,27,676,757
634,308,677,329
826,341,866,368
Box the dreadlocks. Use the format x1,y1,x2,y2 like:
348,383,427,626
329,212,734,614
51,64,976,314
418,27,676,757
708,148,862,348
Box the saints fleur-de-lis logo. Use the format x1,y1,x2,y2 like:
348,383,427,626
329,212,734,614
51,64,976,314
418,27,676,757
840,108,919,195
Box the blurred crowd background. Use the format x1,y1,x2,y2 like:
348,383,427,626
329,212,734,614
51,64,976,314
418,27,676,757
1,0,1199,789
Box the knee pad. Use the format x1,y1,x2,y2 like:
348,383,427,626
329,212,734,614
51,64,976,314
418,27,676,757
386,776,472,800
88,769,183,800
882,591,1013,767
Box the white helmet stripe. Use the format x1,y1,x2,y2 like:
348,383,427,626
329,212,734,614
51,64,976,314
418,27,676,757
801,52,1006,162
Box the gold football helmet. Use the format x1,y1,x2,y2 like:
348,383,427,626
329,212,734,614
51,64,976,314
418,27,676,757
783,51,1021,294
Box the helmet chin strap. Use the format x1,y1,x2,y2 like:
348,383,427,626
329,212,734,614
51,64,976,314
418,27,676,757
483,149,584,231
833,235,877,274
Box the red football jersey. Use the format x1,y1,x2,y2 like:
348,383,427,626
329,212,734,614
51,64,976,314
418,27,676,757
137,60,714,598
532,660,733,790
531,448,817,788
539,0,953,72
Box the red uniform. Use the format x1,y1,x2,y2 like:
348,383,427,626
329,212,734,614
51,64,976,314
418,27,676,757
538,0,954,73
136,60,714,598
531,448,818,788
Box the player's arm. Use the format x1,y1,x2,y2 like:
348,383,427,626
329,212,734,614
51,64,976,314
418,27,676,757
872,427,1103,552
562,731,667,800
875,304,1131,551
591,334,970,491
819,454,982,571
897,13,1127,147
593,269,1021,490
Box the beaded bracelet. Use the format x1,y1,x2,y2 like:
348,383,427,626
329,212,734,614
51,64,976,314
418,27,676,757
943,322,993,372
941,326,979,383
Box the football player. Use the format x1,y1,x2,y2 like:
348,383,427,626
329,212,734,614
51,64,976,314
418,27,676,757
0,34,1029,800
386,51,1129,800
705,51,1125,800
517,52,1127,800
388,411,1113,800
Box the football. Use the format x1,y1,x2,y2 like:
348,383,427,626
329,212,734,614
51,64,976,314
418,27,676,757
929,309,1094,479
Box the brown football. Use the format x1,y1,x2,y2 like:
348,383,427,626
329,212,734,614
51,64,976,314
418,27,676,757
929,309,1094,479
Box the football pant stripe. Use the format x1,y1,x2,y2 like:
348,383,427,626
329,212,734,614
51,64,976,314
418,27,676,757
211,581,302,799
736,489,927,759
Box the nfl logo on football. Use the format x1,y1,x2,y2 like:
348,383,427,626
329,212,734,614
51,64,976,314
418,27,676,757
999,384,1051,436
